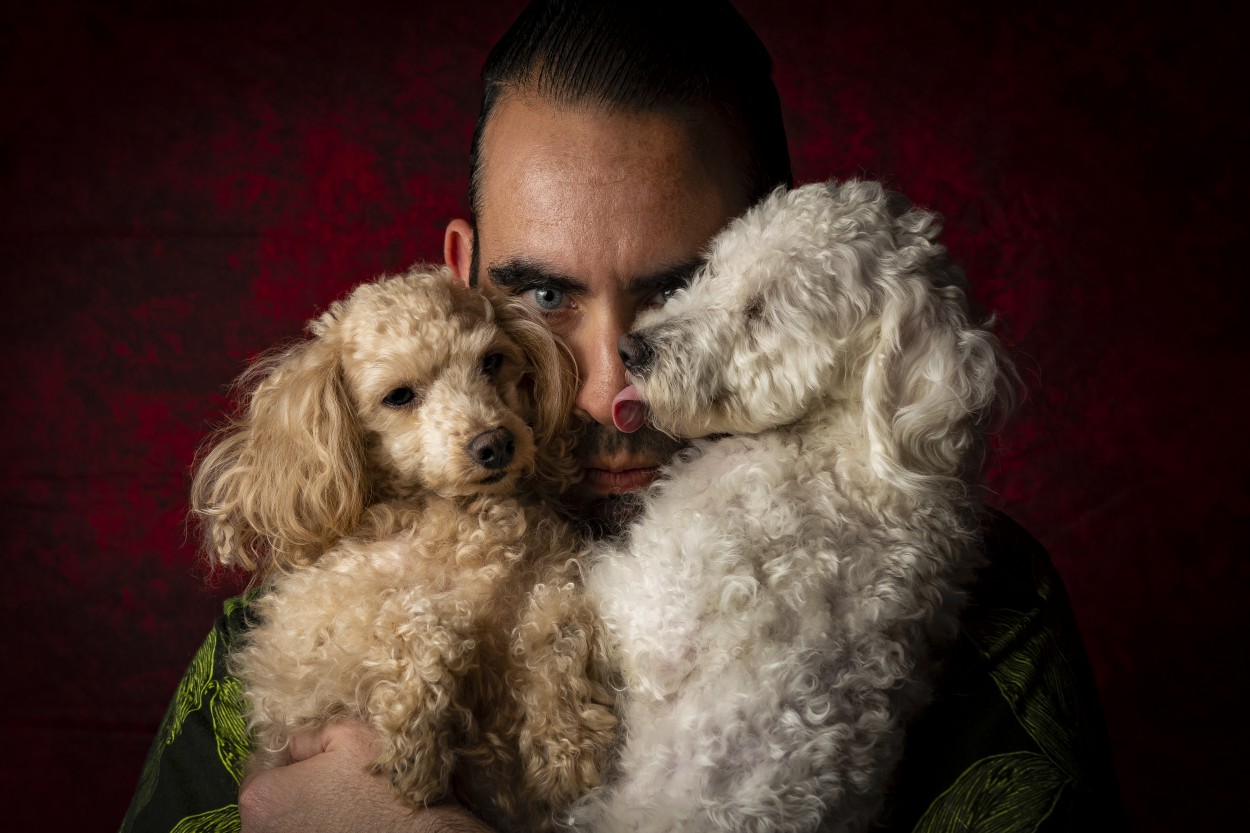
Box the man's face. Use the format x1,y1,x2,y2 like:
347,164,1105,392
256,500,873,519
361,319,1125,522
446,93,750,519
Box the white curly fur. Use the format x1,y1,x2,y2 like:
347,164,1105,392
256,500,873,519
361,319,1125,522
567,181,1017,833
190,267,616,832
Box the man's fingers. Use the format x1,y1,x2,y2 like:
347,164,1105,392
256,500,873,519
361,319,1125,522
286,729,329,763
288,719,381,763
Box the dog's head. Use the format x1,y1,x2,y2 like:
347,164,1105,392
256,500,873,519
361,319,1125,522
191,266,578,575
616,180,1017,491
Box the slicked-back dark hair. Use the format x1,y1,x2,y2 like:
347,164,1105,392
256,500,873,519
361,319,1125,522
468,0,792,229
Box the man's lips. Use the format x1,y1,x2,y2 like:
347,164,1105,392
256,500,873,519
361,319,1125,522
581,465,661,494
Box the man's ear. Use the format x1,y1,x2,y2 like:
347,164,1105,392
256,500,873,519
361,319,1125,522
444,218,474,287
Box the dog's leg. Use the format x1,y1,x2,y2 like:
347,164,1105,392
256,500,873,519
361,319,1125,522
360,599,486,808
510,576,618,819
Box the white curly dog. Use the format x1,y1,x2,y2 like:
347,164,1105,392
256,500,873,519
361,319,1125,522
569,180,1016,833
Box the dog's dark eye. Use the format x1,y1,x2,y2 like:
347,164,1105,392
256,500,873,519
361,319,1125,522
481,353,504,377
382,387,418,408
745,293,765,322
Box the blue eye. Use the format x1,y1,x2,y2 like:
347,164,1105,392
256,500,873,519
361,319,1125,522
530,286,565,310
645,286,681,308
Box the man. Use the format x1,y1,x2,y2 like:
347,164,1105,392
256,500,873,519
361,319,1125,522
122,3,1123,832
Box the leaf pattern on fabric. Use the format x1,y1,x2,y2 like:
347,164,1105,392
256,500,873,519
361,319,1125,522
913,751,1067,833
911,541,1111,833
209,673,250,784
968,605,1083,781
222,594,251,618
129,630,220,819
168,805,242,833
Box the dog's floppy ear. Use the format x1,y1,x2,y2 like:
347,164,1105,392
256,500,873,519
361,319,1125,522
860,204,1019,495
190,309,369,577
492,296,580,495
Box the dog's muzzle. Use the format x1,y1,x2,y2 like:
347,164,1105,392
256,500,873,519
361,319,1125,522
467,427,516,470
618,333,654,376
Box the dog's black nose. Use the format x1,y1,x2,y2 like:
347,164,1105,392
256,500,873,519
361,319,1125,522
467,428,515,470
618,333,654,375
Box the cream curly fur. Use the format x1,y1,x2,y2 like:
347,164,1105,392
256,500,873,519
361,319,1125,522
190,267,616,831
568,181,1018,833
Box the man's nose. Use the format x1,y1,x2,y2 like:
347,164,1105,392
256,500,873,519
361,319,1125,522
574,314,632,427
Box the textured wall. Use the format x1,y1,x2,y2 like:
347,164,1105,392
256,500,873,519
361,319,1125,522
1,1,1242,829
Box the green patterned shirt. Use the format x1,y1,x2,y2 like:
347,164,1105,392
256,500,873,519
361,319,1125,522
119,512,1124,833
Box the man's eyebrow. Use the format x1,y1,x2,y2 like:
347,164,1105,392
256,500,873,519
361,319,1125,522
487,259,588,294
625,258,706,296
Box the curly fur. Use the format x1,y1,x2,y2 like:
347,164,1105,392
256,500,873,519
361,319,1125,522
568,181,1018,833
190,267,616,831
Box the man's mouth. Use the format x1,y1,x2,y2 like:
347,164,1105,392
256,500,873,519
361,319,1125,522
573,417,685,499
581,465,661,494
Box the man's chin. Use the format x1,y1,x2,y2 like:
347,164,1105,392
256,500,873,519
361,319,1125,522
568,421,686,534
566,485,648,537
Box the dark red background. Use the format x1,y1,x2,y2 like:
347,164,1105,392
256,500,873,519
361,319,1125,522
2,1,1243,829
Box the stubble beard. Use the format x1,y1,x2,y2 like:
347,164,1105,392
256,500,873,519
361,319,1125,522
569,419,686,538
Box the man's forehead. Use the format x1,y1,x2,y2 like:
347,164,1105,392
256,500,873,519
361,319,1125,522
475,95,748,290
483,93,731,178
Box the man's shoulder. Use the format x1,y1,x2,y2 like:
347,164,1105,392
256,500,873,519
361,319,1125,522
219,591,257,640
119,595,255,833
971,508,1056,608
878,510,1127,833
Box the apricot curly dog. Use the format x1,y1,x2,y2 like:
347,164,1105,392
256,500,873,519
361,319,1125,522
191,267,616,832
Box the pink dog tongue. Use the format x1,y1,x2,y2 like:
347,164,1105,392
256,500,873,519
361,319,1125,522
612,385,648,433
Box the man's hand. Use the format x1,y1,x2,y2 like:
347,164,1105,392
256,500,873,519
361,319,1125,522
238,719,495,833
